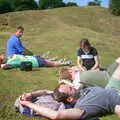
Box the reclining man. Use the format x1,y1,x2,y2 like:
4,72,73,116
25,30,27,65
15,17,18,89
59,57,119,88
0,54,71,69
19,57,120,120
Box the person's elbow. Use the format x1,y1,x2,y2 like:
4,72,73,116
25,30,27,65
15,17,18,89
115,105,120,117
53,113,59,120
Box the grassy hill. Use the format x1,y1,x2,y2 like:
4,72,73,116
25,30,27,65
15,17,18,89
0,6,120,120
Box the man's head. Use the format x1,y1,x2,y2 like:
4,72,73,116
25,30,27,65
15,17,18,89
15,26,24,38
59,67,74,80
53,83,78,104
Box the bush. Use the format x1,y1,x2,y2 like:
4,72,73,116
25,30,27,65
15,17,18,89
39,0,65,9
88,0,101,6
66,2,77,7
0,0,11,14
88,2,99,6
109,0,120,16
11,0,38,11
15,5,32,11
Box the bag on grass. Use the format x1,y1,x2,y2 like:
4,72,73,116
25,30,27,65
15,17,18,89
20,62,32,71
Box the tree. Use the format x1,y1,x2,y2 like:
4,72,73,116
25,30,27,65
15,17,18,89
39,0,51,9
39,0,65,9
0,0,11,14
11,0,38,11
66,2,77,7
109,0,120,16
88,0,101,6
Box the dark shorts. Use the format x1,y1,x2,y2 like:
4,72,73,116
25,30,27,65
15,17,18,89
35,56,48,67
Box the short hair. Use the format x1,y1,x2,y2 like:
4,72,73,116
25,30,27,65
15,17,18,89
80,38,91,50
53,84,71,103
59,67,72,80
17,26,24,31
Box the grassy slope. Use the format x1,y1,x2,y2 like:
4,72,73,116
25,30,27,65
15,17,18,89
0,6,120,120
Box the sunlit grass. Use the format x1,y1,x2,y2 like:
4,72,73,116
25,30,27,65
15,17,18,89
0,6,120,120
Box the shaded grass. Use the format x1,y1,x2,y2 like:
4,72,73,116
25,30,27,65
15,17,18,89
0,6,120,120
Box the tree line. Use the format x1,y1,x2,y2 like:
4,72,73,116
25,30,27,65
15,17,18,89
0,0,77,14
0,0,120,16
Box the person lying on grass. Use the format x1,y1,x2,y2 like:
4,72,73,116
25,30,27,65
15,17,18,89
15,90,65,116
15,57,120,119
16,89,99,120
59,57,119,88
0,54,72,69
19,58,120,120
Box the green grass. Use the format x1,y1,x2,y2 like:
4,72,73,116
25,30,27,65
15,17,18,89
0,6,120,120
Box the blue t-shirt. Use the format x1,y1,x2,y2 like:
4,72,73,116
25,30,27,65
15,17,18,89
75,87,120,119
6,35,25,57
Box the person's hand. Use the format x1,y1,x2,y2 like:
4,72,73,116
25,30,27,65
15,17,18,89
116,57,120,64
81,67,87,71
91,67,95,70
1,64,7,69
19,99,31,107
19,93,32,101
77,65,86,71
71,66,80,72
24,49,33,56
115,105,120,116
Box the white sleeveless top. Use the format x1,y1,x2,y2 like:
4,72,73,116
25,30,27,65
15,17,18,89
73,71,80,86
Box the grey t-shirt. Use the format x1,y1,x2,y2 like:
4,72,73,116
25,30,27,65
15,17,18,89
74,86,120,119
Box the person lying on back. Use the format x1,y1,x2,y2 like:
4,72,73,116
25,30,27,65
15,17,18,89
59,57,119,88
0,54,71,69
19,61,120,120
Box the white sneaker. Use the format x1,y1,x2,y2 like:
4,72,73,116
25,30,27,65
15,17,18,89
61,60,72,65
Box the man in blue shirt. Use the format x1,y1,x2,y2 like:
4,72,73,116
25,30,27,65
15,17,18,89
6,26,33,57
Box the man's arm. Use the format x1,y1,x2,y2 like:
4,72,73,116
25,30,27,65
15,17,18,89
19,100,84,120
15,39,25,54
31,90,53,97
20,90,53,101
15,39,33,55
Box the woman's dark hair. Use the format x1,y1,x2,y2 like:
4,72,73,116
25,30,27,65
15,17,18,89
80,39,91,50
